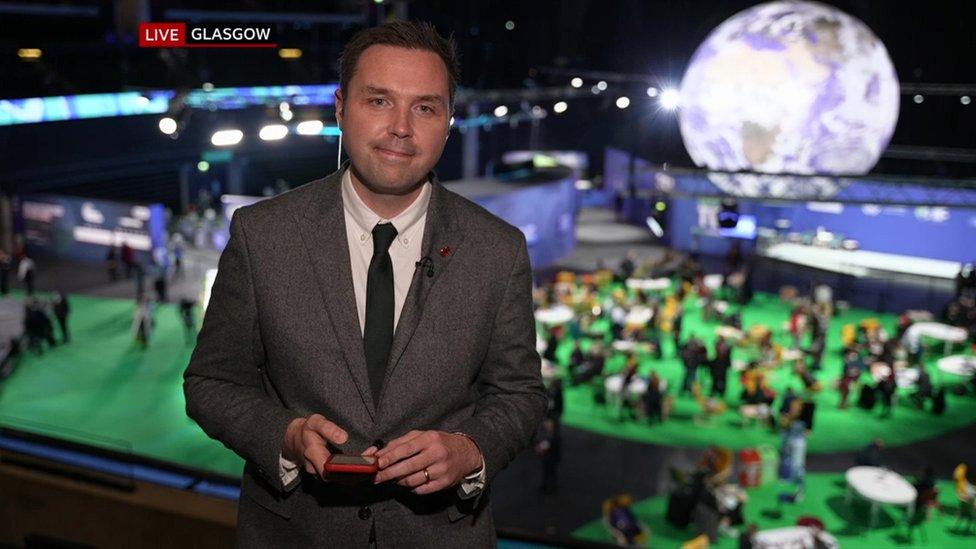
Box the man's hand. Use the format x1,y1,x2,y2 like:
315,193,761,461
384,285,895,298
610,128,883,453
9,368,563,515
282,414,349,481
371,431,482,495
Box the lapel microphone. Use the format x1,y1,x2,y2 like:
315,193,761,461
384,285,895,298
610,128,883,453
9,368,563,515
415,256,434,277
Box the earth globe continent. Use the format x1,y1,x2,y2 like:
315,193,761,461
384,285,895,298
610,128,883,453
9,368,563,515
678,0,900,178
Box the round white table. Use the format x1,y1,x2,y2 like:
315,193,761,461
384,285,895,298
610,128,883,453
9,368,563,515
870,364,920,388
534,305,574,325
624,306,653,327
938,355,976,377
704,273,724,290
912,322,969,354
753,526,838,549
611,340,653,353
781,349,804,362
604,373,649,398
845,466,917,528
716,325,744,341
625,277,671,291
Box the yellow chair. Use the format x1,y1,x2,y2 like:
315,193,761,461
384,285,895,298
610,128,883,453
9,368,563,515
954,463,976,532
681,533,710,549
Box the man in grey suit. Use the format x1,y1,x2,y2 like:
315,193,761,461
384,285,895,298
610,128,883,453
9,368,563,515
183,20,547,548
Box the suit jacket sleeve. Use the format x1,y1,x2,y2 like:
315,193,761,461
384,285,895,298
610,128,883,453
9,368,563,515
455,232,548,485
183,209,303,493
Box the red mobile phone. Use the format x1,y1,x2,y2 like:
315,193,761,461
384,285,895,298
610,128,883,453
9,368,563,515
324,454,379,475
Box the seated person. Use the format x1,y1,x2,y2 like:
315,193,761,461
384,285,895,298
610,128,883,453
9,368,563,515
695,445,734,486
740,362,776,406
603,494,648,546
910,366,934,409
855,438,885,467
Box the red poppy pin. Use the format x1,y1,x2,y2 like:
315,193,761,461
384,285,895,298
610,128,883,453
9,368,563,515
439,246,452,257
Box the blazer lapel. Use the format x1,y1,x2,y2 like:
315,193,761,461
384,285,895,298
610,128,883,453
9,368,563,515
380,174,466,403
295,162,377,421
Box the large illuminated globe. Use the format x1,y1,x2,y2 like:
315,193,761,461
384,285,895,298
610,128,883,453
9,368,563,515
678,0,899,177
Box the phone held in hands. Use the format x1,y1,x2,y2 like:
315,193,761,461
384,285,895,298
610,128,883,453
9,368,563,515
324,454,379,475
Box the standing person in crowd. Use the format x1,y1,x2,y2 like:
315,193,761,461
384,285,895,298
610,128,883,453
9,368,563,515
671,302,685,354
51,290,70,344
105,245,119,281
169,232,186,279
0,249,11,295
17,254,35,295
711,336,732,397
152,259,168,302
535,416,562,494
120,242,136,278
132,296,154,350
23,298,56,354
178,297,196,345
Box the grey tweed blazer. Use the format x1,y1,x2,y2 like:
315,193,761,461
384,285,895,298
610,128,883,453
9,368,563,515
183,161,547,548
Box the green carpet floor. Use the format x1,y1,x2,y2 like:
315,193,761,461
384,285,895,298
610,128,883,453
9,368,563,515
0,291,245,479
572,472,976,547
0,287,972,480
550,291,976,453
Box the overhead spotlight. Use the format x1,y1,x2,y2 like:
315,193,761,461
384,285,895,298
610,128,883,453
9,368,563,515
296,120,324,135
211,129,243,147
197,161,210,172
646,87,659,98
202,82,214,92
158,117,177,135
961,96,971,105
655,201,667,212
531,105,546,118
596,80,608,91
553,101,568,114
660,88,680,110
913,94,924,104
17,48,42,60
280,109,294,121
259,124,288,141
645,217,664,238
570,77,583,88
616,96,630,109
494,105,509,117
505,20,515,31
590,85,601,95
717,198,740,228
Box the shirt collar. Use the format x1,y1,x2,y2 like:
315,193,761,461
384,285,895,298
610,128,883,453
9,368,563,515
341,167,431,248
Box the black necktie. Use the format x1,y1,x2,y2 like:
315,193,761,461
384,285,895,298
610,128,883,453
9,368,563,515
364,222,398,406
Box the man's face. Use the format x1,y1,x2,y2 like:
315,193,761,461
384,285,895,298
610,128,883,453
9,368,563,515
335,45,451,195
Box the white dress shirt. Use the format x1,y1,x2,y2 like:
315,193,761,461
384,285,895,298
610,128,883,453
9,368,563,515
279,169,486,497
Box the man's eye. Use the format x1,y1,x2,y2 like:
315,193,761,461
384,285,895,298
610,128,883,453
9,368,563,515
370,98,387,106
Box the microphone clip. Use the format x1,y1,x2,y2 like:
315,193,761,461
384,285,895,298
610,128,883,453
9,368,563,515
415,256,434,278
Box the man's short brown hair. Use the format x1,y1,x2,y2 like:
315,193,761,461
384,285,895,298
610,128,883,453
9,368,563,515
339,20,460,113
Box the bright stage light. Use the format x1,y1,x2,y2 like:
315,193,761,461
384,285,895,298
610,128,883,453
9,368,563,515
596,80,608,91
616,96,630,109
660,88,680,110
197,161,210,172
571,77,583,88
647,86,659,97
211,129,243,146
259,124,288,141
296,120,324,135
553,101,568,114
645,217,664,238
494,105,508,117
158,117,177,134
